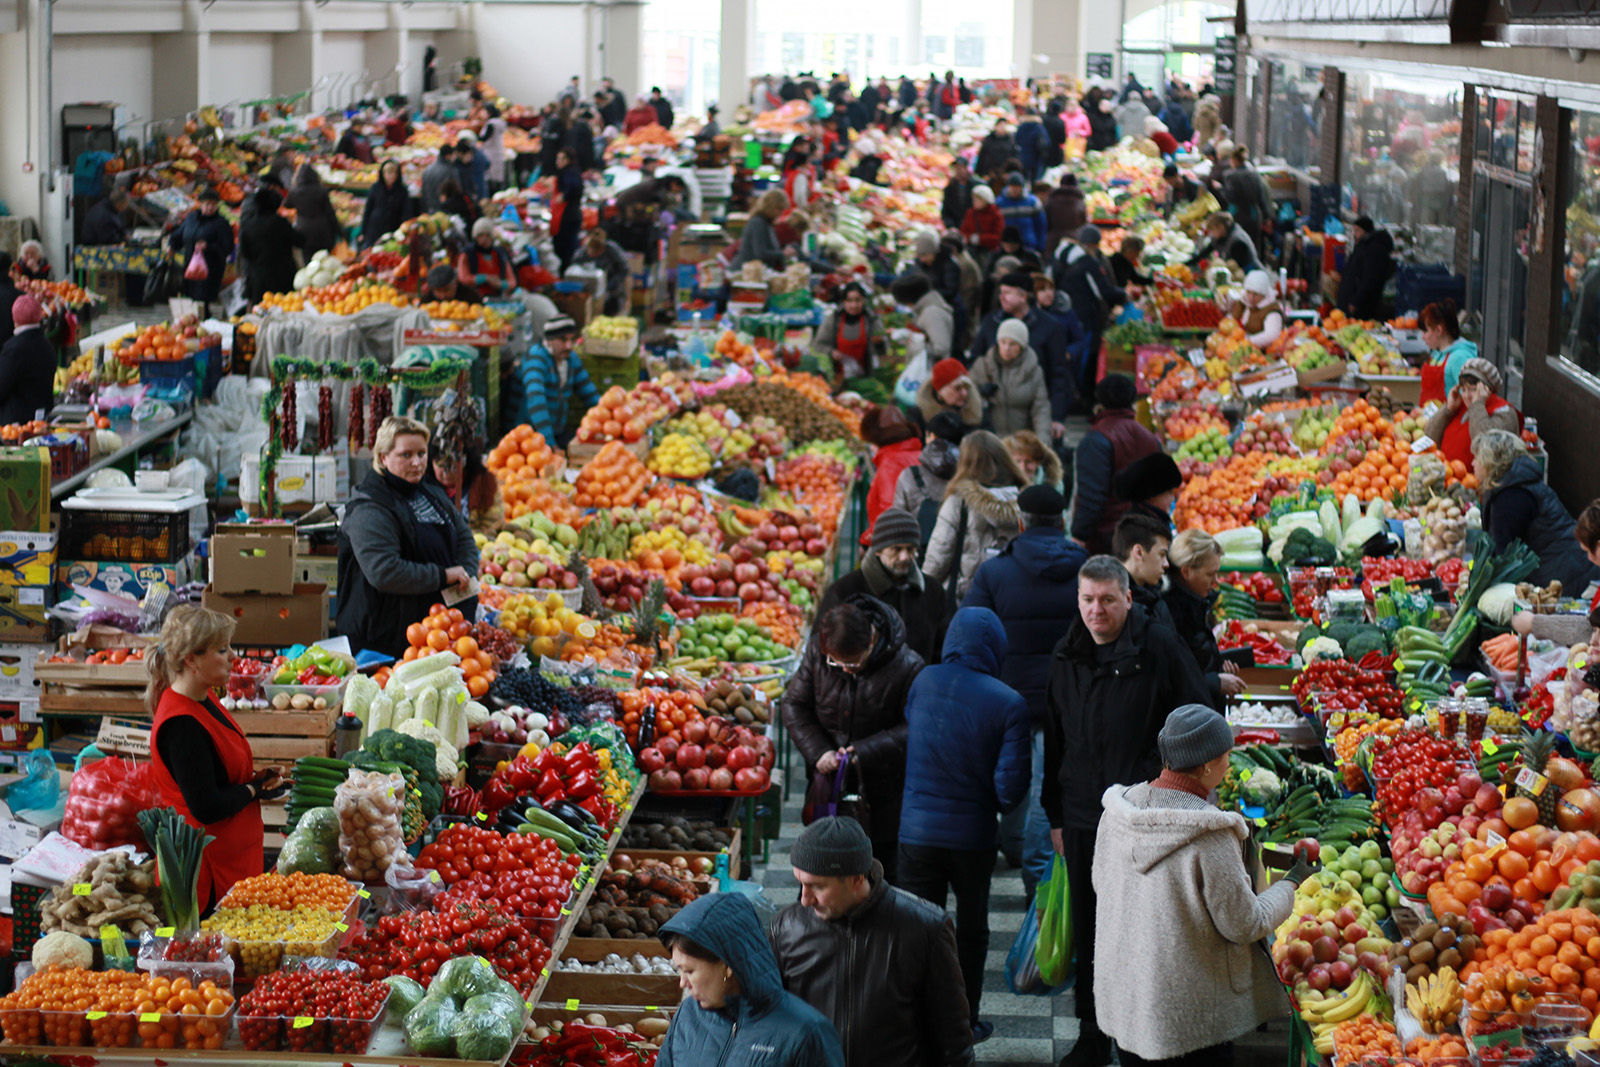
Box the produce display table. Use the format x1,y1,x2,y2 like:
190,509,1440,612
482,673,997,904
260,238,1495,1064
50,413,194,500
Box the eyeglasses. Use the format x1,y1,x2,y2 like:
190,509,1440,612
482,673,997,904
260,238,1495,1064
826,654,869,673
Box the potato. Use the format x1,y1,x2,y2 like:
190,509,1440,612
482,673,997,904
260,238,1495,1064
290,693,313,710
272,693,292,710
636,1018,670,1038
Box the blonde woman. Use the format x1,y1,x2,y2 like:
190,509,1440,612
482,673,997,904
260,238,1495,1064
147,605,284,906
337,416,479,656
731,189,790,271
1162,528,1242,704
924,431,1028,600
1474,429,1600,593
1005,430,1063,491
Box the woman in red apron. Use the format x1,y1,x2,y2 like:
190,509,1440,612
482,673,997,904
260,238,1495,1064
1421,358,1522,471
817,282,879,389
1418,299,1477,406
147,605,285,908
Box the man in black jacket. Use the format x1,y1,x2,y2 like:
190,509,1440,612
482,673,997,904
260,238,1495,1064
0,296,56,423
1044,554,1208,1067
772,816,977,1064
817,509,946,664
1113,512,1176,632
648,87,674,129
941,158,976,231
81,189,130,246
1336,215,1396,321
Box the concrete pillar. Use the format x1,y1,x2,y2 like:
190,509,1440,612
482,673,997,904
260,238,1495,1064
719,0,751,124
274,1,321,106
366,5,408,102
1012,0,1033,79
603,4,643,110
152,0,208,120
1454,84,1476,278
1079,0,1121,86
906,0,923,79
1023,0,1079,80
0,0,45,232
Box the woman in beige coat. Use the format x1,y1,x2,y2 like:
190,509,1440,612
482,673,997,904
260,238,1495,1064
923,431,1027,600
1092,705,1314,1066
970,318,1051,440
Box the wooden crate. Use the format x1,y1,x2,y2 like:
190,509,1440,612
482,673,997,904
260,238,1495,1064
614,845,739,880
542,938,679,1007
564,437,648,468
40,684,147,716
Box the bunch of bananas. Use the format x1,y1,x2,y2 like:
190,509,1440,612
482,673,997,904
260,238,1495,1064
1404,966,1462,1034
1298,971,1376,1054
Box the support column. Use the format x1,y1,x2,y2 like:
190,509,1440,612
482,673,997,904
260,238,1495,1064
1079,0,1121,85
906,0,923,80
719,0,751,126
1025,0,1080,81
0,0,45,236
152,0,207,121
603,4,643,112
366,5,408,102
274,1,321,107
1012,0,1033,80
1319,67,1344,190
1454,84,1477,278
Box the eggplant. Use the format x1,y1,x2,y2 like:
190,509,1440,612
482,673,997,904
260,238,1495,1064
549,799,599,833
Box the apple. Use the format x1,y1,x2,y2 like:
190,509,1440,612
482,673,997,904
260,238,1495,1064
1312,936,1340,963
1293,838,1321,863
1475,783,1504,812
1305,963,1332,992
734,562,760,584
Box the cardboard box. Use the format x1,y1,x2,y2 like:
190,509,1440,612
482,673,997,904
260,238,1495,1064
202,583,329,646
0,767,70,858
0,704,42,751
239,455,348,512
210,523,296,595
93,717,151,758
0,518,59,585
551,290,595,329
0,584,52,641
0,643,41,698
295,555,339,593
0,448,51,532
59,558,192,601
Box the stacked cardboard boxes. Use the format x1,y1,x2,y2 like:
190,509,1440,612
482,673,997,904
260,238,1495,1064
202,523,329,646
0,451,61,745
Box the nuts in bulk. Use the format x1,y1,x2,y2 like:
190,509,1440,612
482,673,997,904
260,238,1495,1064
336,769,405,882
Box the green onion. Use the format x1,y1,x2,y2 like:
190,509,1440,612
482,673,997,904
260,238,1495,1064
136,807,214,933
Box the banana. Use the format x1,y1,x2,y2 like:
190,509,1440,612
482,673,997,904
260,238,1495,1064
1320,972,1373,1024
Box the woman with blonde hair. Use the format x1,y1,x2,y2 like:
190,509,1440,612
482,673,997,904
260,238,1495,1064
1005,429,1063,491
924,430,1028,600
731,189,790,271
147,605,286,906
1475,429,1600,593
337,416,479,656
1162,528,1243,705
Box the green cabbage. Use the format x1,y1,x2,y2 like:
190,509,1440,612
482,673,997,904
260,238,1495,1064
404,993,457,1056
1480,583,1520,626
383,976,426,1022
453,1006,517,1061
434,955,500,1001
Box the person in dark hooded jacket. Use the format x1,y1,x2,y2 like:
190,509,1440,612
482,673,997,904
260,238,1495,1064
239,186,304,304
657,893,845,1067
287,165,341,256
359,159,415,248
1044,175,1087,256
168,186,235,309
1071,374,1162,554
974,122,1018,185
963,485,1087,893
820,508,947,666
782,596,925,882
1336,215,1396,321
898,607,1031,1042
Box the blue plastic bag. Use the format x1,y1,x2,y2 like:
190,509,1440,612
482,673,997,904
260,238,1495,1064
10,750,60,812
1005,856,1075,996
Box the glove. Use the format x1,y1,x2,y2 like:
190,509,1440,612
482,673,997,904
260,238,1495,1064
1284,858,1320,886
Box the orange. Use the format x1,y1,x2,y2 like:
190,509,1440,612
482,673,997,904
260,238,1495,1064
426,629,449,652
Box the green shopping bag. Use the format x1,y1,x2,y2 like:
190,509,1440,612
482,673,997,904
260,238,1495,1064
1036,852,1074,986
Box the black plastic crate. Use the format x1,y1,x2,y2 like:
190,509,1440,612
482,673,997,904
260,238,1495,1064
61,508,190,564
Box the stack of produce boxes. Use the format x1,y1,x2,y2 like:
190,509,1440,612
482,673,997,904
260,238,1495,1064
0,446,57,751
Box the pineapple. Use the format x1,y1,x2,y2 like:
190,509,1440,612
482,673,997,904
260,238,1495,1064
628,579,669,658
1512,729,1560,825
567,548,609,619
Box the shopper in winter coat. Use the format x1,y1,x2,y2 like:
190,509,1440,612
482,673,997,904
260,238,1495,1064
1109,234,1156,290
287,165,341,256
1044,555,1210,1067
1054,226,1128,402
1070,374,1161,554
995,174,1046,253
1006,430,1065,491
731,189,788,271
782,597,925,880
1115,512,1178,633
0,256,21,350
623,96,659,134
1193,94,1222,149
1044,174,1088,257
551,147,585,270
917,358,985,431
513,316,599,448
1031,274,1092,384
898,607,1031,1041
822,508,947,666
337,416,480,658
238,187,304,305
889,273,954,363
971,319,1052,440
569,229,631,315
974,123,1019,185
1475,429,1600,593
772,817,975,1067
335,120,374,164
359,159,415,249
0,297,56,424
422,145,457,212
941,158,978,231
892,413,968,549
1337,215,1397,321
1115,95,1152,140
1093,706,1303,1064
963,485,1087,890
1221,147,1272,250
81,189,130,246
1163,529,1245,707
1086,93,1120,151
969,273,1070,422
657,893,845,1067
859,407,925,537
924,431,1028,601
1014,111,1051,181
1116,450,1183,534
168,186,235,308
959,185,1005,252
1190,211,1261,272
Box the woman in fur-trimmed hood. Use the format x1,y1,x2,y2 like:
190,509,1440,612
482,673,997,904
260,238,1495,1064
923,430,1027,600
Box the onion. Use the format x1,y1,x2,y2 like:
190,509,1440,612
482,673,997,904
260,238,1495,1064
1558,788,1600,832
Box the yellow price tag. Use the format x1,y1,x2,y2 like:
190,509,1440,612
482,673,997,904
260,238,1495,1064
73,883,91,896
560,907,571,916
358,889,371,899
155,927,175,937
565,999,580,1011
1483,738,1500,755
429,869,441,883
139,1013,160,1023
294,1017,313,1029
86,1012,107,1021
335,922,348,932
645,1005,658,1012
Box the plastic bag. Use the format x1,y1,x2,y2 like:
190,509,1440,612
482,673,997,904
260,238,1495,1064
184,249,209,281
894,340,931,409
1036,853,1074,986
404,992,458,1056
60,756,160,851
383,861,444,914
1005,872,1074,996
335,769,405,881
9,750,60,811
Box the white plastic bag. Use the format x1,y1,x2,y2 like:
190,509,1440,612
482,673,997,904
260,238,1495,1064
894,335,931,408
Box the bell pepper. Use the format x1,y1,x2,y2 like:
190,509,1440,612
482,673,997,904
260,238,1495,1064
479,776,517,813
565,769,599,800
536,768,566,802
506,754,538,792
564,743,599,775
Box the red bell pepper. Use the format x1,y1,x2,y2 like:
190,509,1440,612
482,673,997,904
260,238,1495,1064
536,769,565,802
479,776,517,813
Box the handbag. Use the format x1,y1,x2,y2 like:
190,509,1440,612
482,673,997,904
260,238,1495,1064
801,752,872,836
145,255,182,300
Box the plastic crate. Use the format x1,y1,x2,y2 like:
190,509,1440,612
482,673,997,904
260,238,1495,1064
137,355,196,390
61,508,190,564
11,881,45,953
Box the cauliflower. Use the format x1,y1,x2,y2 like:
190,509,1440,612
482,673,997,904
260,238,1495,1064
464,700,490,729
33,931,93,971
1303,636,1344,662
396,718,460,780
1240,768,1283,808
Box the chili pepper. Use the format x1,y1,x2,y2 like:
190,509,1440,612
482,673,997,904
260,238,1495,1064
1233,729,1281,744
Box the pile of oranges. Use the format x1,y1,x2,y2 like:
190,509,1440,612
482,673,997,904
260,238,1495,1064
774,454,846,536
257,281,408,316
112,324,190,362
1175,451,1274,533
400,604,497,698
504,478,583,525
574,441,650,509
1330,1017,1401,1063
741,601,804,648
619,687,705,747
1407,1035,1471,1062
422,300,480,320
575,386,650,445
488,425,562,480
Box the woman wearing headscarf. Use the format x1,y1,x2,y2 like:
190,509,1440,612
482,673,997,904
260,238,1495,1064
814,281,883,386
1423,357,1521,471
287,164,341,256
1094,704,1308,1067
1225,270,1285,348
168,187,235,314
960,185,1005,251
1474,429,1600,611
457,218,517,299
359,159,415,249
14,241,52,282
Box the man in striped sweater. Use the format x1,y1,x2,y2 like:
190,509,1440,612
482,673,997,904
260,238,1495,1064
508,316,599,448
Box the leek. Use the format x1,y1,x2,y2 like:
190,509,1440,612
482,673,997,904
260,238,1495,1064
136,807,214,933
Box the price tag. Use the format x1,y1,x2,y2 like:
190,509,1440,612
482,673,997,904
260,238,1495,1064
475,811,488,821
1514,767,1549,796
560,907,571,915
424,720,434,729
525,1001,533,1011
1410,434,1436,454
645,1005,659,1012
73,883,91,896
335,922,348,932
413,788,422,797
357,889,371,899
86,1012,107,1021
429,870,441,884
540,967,549,977
1187,348,1206,367
565,999,581,1011
155,927,175,937
1239,769,1252,782
1485,828,1508,859
1483,738,1500,756
140,1013,160,1023
294,1017,313,1029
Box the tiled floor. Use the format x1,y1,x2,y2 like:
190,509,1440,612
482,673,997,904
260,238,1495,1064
748,782,1295,1067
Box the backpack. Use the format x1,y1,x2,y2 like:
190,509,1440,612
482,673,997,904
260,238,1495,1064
908,467,941,552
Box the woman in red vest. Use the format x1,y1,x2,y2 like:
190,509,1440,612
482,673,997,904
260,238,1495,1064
1422,356,1522,472
147,606,285,907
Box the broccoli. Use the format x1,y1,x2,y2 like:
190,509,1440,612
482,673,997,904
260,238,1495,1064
1240,767,1283,807
361,729,444,819
1345,626,1389,662
1324,621,1360,648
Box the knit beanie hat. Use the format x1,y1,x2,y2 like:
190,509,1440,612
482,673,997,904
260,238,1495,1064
1460,357,1503,395
10,296,43,327
1098,373,1137,410
869,508,921,549
972,184,995,206
791,816,874,876
930,358,968,393
997,318,1030,348
1078,224,1103,247
1158,704,1234,770
999,271,1035,293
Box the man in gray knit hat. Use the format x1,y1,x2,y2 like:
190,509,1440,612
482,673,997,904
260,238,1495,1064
770,816,977,1064
816,508,947,664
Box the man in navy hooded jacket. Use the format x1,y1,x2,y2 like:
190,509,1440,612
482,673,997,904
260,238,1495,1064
963,484,1088,896
898,606,1032,1044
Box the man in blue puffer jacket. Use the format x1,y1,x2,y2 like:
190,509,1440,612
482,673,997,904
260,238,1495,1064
963,485,1088,897
898,606,1032,1045
657,892,844,1067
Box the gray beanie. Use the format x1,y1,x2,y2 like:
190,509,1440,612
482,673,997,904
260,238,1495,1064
790,816,873,876
870,508,921,550
1157,704,1233,770
1078,225,1103,247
